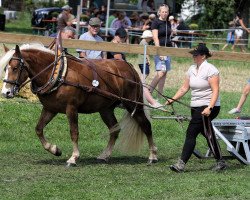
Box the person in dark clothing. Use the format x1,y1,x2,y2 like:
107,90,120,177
175,17,190,48
150,4,172,99
107,28,127,60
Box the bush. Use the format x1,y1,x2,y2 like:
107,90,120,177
189,23,198,30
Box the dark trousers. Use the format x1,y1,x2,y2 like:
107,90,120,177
181,106,222,163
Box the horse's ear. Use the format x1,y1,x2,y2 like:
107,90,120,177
15,45,21,56
3,44,9,52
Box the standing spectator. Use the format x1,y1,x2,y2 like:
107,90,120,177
221,21,235,51
228,80,250,114
166,44,227,172
57,5,73,31
147,0,155,11
77,17,105,59
150,4,172,99
138,30,164,109
231,12,250,52
175,17,190,48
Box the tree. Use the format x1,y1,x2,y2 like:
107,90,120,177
194,0,249,30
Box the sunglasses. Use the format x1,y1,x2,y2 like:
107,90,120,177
90,25,100,28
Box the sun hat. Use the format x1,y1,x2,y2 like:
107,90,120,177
141,30,153,39
62,5,72,10
115,27,127,38
88,17,101,26
189,43,212,57
169,16,174,20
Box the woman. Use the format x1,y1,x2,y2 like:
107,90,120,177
166,44,227,172
228,81,250,114
150,4,172,99
231,12,250,52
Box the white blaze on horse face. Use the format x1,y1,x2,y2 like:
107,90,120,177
1,66,12,97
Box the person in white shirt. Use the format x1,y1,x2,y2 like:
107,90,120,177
166,44,227,172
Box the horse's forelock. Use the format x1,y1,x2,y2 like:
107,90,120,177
0,49,15,78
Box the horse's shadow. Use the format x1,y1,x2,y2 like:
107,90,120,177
35,156,168,167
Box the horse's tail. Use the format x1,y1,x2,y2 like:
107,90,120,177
117,98,150,153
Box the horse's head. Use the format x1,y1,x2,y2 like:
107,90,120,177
1,45,29,98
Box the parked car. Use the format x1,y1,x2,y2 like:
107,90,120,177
31,7,62,27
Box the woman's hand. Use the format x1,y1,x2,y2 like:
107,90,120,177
165,99,174,105
201,107,212,116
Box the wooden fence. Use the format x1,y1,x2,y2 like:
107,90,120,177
0,32,249,62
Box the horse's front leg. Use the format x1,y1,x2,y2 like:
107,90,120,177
36,108,61,156
66,105,79,167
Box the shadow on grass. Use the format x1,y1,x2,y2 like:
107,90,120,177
34,156,168,166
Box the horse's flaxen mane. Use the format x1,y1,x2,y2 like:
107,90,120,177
0,43,55,78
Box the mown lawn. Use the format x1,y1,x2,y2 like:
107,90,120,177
0,90,249,200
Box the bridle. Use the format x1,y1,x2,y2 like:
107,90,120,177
3,55,27,95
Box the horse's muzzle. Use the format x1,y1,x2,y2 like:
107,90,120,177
2,91,14,98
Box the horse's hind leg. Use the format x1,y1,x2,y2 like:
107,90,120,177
97,109,120,162
36,108,61,156
133,110,158,164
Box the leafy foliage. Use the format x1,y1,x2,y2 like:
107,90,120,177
196,0,235,30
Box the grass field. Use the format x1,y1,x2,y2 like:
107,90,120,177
1,11,250,200
0,93,250,199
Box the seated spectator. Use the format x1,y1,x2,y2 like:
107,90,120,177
77,17,106,59
107,28,128,60
110,11,131,36
142,13,155,30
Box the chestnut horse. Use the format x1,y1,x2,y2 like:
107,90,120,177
0,44,157,166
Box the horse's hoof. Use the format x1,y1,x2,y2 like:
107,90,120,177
147,159,158,165
66,162,77,168
96,158,109,163
55,148,62,156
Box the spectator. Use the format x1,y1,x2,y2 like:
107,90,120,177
231,12,250,52
228,80,250,114
147,0,155,11
150,4,172,99
110,12,131,36
77,17,106,59
107,10,118,28
57,5,73,31
138,30,164,109
61,26,76,40
221,21,235,51
175,17,190,48
142,13,156,30
166,44,227,172
107,28,128,60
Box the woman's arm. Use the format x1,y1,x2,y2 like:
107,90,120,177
202,75,220,116
166,77,190,104
152,29,160,46
239,19,250,33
